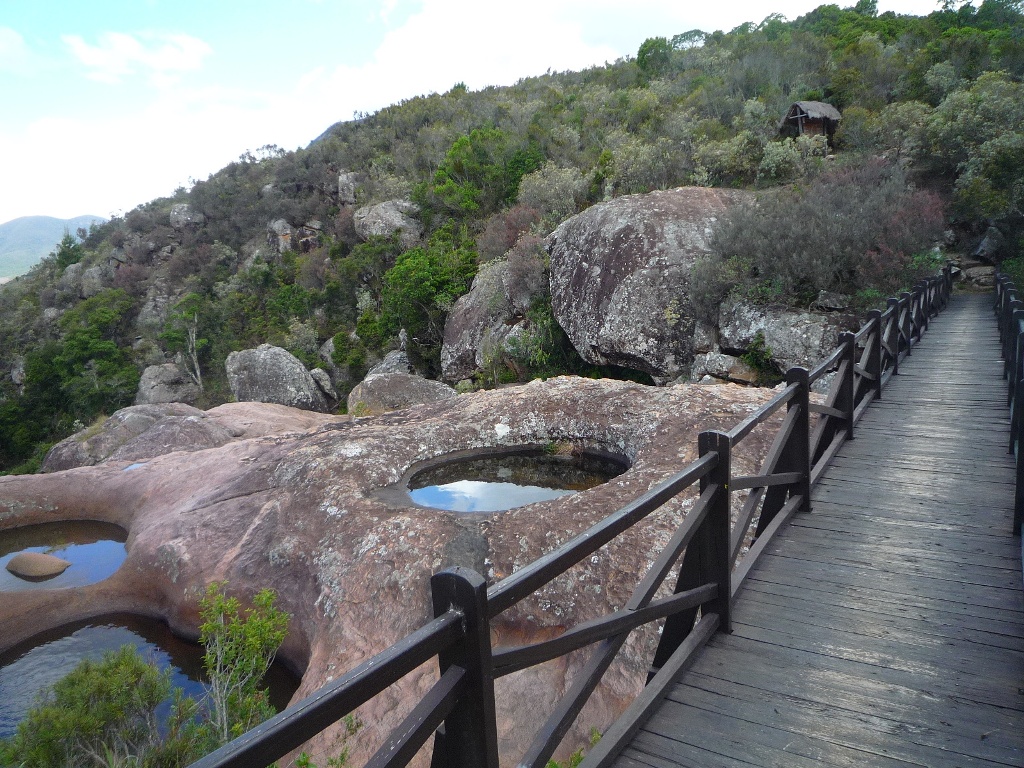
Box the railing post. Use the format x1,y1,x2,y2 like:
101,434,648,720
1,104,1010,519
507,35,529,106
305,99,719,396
886,298,900,376
1010,309,1024,409
838,332,856,441
429,568,499,768
867,309,883,398
652,433,732,670
900,292,912,356
787,367,812,514
698,430,732,634
1006,299,1023,379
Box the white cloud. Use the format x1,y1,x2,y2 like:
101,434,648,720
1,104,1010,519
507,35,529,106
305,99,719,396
61,31,212,86
0,27,36,75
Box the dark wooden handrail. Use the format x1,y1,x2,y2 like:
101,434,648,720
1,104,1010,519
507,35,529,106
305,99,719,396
190,264,954,768
993,273,1024,536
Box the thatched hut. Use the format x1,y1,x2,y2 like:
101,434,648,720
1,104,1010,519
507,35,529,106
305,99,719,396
779,101,842,146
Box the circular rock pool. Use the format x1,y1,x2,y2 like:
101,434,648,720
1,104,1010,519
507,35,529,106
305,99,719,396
0,520,128,591
406,449,628,513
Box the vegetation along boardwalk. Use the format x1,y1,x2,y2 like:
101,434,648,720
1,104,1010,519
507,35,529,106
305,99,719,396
613,291,1024,768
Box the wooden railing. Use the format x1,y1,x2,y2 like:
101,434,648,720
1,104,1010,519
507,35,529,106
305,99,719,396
993,274,1024,535
190,265,953,768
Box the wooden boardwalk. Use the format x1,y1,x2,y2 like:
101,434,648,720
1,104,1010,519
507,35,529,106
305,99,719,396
613,293,1024,768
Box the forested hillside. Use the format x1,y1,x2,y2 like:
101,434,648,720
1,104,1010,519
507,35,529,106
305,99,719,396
1,0,1022,473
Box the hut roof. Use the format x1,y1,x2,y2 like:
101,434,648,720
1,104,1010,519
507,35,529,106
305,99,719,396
793,101,842,120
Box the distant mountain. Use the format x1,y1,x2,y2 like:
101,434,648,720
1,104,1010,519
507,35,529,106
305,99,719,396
0,215,106,279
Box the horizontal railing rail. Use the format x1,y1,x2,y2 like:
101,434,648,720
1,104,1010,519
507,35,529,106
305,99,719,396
190,265,954,768
993,273,1024,536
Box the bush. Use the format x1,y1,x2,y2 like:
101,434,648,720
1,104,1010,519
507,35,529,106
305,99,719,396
701,159,945,308
0,584,290,767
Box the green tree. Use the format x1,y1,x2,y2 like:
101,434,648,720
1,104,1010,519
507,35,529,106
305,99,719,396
54,230,85,271
637,37,673,80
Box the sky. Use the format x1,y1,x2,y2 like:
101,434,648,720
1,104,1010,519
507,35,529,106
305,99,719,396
0,0,943,225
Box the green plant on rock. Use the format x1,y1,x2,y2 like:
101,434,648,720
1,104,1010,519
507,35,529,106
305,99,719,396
0,583,291,767
741,331,781,385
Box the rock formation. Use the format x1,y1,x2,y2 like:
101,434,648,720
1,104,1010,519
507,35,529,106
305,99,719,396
135,363,200,406
225,344,332,413
546,187,754,383
169,203,205,231
347,372,457,416
353,200,423,250
717,299,851,373
440,244,548,383
0,378,780,766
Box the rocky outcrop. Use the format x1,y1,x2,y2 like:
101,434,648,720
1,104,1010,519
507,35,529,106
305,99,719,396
169,204,205,231
41,402,344,472
135,363,200,406
547,187,754,382
347,372,457,416
0,377,780,766
717,299,849,373
268,219,294,254
338,171,360,206
226,344,332,413
367,350,413,377
441,243,549,382
690,352,758,385
353,200,423,250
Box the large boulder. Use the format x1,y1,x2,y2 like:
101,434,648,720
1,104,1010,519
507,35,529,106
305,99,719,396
135,363,200,406
226,344,332,413
367,350,413,377
353,200,423,250
717,299,849,373
81,264,110,298
547,187,754,382
338,171,360,206
268,219,294,254
0,379,781,766
347,372,457,416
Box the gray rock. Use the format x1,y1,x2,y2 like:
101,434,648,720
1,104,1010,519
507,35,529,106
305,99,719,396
718,299,844,373
441,248,548,382
368,350,413,377
10,356,25,388
338,171,360,205
81,265,110,298
972,225,1004,262
310,368,338,401
135,364,200,406
41,403,227,471
225,344,331,413
546,187,754,382
169,203,205,231
268,219,293,254
136,280,174,335
353,200,423,250
813,291,851,312
690,352,758,385
347,373,457,416
58,262,83,291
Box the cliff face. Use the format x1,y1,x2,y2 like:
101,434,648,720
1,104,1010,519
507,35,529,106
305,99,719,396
0,377,780,766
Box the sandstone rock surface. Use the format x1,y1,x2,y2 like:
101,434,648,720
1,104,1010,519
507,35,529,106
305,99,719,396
547,187,753,382
353,200,423,250
226,344,332,413
1,379,779,766
41,402,343,471
347,372,457,416
135,363,200,406
6,551,72,579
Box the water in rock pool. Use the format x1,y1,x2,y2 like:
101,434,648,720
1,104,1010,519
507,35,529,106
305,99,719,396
0,520,127,591
408,451,626,513
0,614,299,739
